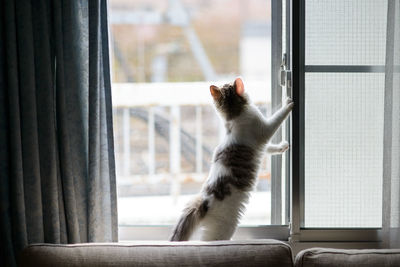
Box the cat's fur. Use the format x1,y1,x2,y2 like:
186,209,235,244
170,77,294,241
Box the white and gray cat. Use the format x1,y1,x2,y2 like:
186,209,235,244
170,77,294,241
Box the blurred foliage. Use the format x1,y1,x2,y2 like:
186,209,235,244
110,0,270,82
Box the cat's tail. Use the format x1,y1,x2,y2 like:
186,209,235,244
170,196,209,241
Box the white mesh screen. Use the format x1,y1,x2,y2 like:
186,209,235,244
305,0,387,66
304,73,384,227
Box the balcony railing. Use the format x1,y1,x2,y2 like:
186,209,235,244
112,81,271,199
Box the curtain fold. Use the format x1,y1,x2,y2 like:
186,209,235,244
0,0,117,266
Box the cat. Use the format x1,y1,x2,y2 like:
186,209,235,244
170,77,294,241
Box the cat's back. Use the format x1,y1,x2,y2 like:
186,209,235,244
227,104,267,146
206,140,262,201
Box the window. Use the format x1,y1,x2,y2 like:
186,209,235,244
290,0,390,245
109,0,290,240
110,0,391,246
304,0,385,229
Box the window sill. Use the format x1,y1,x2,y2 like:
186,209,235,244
118,225,290,241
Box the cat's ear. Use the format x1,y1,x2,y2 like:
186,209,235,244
210,85,221,100
234,77,245,96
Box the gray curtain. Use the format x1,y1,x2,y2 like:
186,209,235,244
0,0,118,266
383,0,400,248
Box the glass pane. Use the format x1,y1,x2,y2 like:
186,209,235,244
109,0,286,227
305,0,387,66
305,73,384,228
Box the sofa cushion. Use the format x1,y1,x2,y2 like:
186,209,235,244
295,247,400,267
19,239,293,267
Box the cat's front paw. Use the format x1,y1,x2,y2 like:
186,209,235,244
279,141,289,153
285,97,294,110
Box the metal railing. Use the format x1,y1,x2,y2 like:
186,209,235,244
112,81,271,199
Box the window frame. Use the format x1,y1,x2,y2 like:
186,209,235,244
290,0,383,246
110,0,290,242
114,0,387,246
114,0,292,242
118,225,290,241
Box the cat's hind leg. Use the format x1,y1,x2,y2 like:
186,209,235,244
266,141,289,155
200,215,237,241
170,195,209,241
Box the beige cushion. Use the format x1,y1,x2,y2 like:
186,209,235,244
19,239,293,267
295,247,400,267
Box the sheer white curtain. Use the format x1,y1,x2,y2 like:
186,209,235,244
383,0,400,248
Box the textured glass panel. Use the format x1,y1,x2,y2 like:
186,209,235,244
306,0,387,65
305,73,384,227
